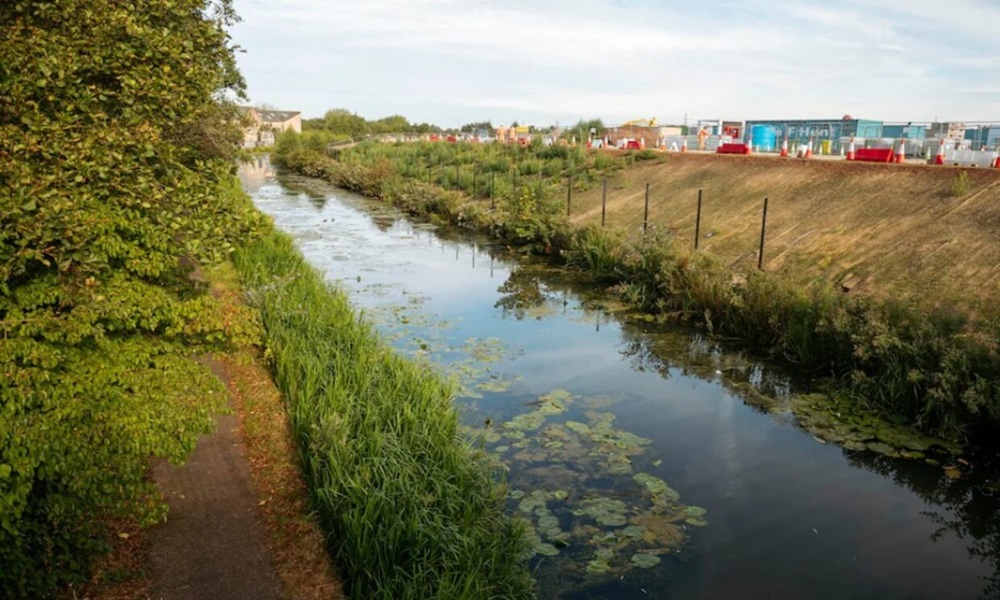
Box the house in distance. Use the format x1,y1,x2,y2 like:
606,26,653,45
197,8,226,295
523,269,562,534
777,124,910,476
242,107,302,148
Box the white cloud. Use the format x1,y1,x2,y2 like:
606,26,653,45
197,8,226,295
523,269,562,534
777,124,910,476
231,0,1000,125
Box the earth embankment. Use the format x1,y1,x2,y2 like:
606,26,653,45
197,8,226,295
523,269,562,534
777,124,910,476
570,154,1000,307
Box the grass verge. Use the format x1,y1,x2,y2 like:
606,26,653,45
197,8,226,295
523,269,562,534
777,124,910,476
232,229,534,600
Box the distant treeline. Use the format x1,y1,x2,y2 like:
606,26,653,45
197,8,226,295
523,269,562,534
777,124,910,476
303,108,610,142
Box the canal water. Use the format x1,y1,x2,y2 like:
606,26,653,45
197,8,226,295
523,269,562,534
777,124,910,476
241,158,1000,600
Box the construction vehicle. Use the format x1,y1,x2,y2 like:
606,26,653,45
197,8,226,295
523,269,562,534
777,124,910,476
620,117,657,128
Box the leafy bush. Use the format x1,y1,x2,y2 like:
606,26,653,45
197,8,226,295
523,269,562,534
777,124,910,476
0,0,265,594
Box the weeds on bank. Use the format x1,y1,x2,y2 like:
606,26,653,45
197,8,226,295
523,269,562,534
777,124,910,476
233,231,534,600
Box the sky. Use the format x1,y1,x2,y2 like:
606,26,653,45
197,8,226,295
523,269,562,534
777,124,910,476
229,0,1000,128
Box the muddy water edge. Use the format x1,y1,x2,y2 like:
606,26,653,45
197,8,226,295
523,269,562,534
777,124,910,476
240,157,1000,600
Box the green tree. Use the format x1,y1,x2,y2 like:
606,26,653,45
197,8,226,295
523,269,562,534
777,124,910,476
564,117,606,141
321,108,370,137
461,120,494,133
0,0,264,595
371,114,411,134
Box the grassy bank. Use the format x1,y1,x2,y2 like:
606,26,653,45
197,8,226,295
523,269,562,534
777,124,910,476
232,229,534,600
273,138,1000,443
567,153,1000,308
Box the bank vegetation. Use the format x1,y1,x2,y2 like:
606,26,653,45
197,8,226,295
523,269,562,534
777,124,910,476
274,135,1000,444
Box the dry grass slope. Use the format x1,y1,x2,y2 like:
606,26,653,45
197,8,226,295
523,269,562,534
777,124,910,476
569,154,1000,309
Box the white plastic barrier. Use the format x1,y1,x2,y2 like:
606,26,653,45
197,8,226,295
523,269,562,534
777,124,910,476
942,149,997,168
662,135,732,152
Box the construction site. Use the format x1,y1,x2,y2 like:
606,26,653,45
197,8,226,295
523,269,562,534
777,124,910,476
482,116,1000,169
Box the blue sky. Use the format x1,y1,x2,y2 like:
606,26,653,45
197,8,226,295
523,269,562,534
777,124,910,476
230,0,1000,127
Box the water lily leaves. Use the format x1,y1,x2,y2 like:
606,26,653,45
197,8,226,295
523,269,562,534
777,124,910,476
684,516,708,527
535,389,573,415
789,393,963,459
480,390,695,579
586,559,612,574
540,389,573,403
598,513,628,527
494,445,509,454
633,473,680,503
573,497,629,527
506,411,547,431
620,525,647,539
683,506,707,518
865,441,899,457
518,490,551,514
537,512,560,533
477,376,519,393
484,432,502,444
630,553,661,568
633,473,668,495
535,542,561,556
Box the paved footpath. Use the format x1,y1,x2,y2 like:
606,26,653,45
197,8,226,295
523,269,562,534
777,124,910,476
149,373,282,600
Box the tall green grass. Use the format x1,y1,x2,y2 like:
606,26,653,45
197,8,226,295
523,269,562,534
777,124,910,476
233,230,534,600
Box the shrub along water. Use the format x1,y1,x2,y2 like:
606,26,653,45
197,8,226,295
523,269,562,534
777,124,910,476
233,230,534,600
0,0,266,595
275,138,1000,443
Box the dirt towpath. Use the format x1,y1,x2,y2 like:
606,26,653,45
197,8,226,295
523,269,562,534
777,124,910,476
148,363,282,600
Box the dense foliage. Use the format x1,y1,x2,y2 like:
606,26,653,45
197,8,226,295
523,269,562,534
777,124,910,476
277,140,1000,442
234,230,534,600
0,0,265,594
301,107,441,139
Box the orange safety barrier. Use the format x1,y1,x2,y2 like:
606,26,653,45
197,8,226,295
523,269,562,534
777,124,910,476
717,143,752,155
850,148,894,163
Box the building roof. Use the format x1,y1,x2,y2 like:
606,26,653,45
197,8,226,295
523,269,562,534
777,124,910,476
256,110,301,123
241,107,301,123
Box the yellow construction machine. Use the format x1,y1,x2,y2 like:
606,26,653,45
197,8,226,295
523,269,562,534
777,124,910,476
620,117,657,127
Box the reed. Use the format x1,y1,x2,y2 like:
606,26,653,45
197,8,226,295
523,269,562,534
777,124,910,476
233,230,534,600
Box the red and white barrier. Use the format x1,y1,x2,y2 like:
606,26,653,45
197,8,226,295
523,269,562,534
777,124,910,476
933,139,945,165
779,138,788,157
894,139,906,163
846,138,856,161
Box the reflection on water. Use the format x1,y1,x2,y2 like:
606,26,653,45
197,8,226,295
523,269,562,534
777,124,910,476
241,158,1000,600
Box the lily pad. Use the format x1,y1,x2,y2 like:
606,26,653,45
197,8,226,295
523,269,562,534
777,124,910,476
684,516,708,527
506,411,547,431
484,432,502,444
535,542,560,556
586,559,612,574
621,525,647,538
565,421,591,435
683,506,707,518
594,548,615,561
630,553,661,568
597,513,628,527
633,473,669,495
